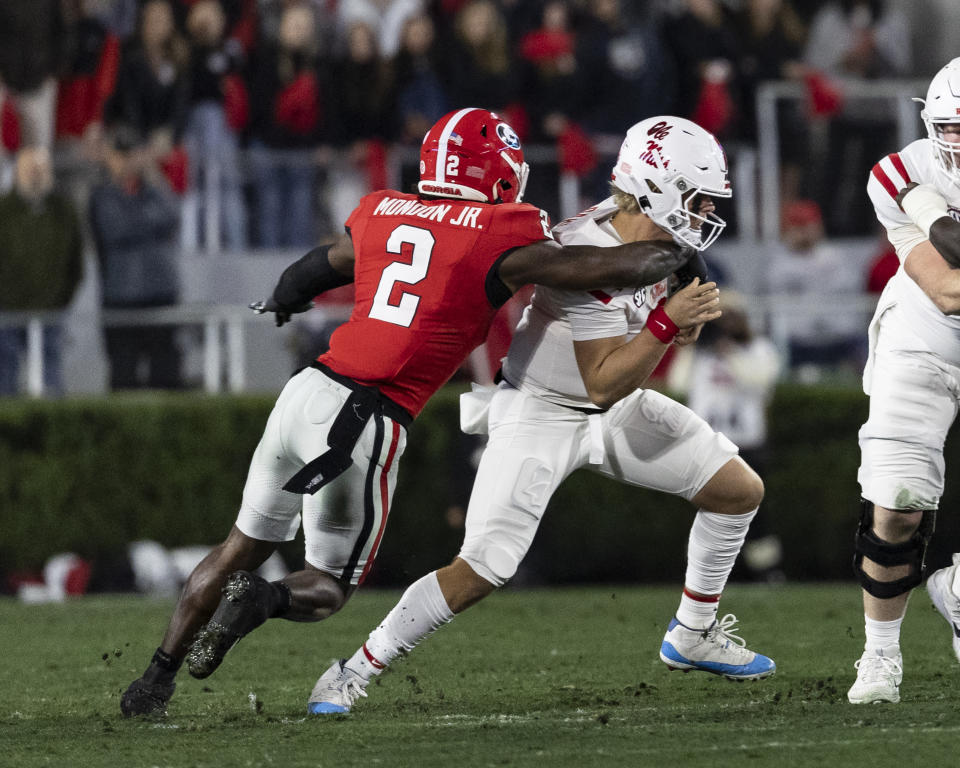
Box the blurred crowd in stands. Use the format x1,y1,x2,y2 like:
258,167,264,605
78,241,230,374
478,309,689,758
0,0,955,394
0,0,950,239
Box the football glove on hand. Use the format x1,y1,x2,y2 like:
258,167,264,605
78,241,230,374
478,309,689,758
249,298,312,327
897,182,950,238
673,248,709,292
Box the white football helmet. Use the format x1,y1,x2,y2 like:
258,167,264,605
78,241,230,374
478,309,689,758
918,58,960,184
611,116,731,250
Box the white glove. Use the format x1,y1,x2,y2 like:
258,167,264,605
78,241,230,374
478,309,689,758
900,183,949,238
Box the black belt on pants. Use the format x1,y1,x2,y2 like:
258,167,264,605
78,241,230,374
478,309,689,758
282,362,412,495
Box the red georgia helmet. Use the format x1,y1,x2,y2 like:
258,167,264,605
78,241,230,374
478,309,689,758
418,108,529,203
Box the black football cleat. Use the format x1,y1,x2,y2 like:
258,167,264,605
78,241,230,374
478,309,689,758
120,677,175,717
186,571,274,679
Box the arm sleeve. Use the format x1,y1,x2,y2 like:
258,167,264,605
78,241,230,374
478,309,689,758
484,249,517,308
272,243,354,309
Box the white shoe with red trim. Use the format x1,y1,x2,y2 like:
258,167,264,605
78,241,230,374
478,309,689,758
307,659,368,714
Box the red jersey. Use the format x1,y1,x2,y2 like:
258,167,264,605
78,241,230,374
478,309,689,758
318,190,551,417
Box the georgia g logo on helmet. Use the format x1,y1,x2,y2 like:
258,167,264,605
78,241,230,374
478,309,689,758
496,122,521,150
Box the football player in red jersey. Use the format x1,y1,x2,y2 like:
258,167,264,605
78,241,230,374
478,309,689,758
120,107,705,717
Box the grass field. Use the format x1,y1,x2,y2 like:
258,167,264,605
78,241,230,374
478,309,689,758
1,583,957,768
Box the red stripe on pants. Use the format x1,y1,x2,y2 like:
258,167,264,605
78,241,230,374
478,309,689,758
358,420,401,585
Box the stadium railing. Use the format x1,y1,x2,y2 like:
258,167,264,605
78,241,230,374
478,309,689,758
0,290,877,397
755,77,927,240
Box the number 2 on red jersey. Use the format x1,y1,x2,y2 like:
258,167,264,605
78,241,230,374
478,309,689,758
369,224,434,328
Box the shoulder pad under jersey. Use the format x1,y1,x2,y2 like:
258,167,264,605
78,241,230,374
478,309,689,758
489,202,554,241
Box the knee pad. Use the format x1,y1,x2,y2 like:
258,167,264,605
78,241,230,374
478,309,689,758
460,458,554,588
853,498,935,599
459,512,540,588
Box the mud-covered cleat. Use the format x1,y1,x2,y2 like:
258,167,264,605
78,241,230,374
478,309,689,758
307,659,369,714
187,571,274,679
926,553,960,663
659,614,776,680
120,677,175,717
847,649,902,704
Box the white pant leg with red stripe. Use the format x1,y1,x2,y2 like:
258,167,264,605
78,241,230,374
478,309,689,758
236,367,406,585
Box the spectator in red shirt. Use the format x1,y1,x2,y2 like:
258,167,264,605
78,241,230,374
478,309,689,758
55,0,121,150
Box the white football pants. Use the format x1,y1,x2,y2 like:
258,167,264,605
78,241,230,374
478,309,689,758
236,367,407,584
459,383,737,586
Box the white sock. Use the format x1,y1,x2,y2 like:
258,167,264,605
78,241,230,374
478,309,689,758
345,571,454,681
675,590,720,629
864,615,902,654
676,508,757,629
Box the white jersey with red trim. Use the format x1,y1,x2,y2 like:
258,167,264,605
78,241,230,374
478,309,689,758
501,198,669,408
867,138,960,367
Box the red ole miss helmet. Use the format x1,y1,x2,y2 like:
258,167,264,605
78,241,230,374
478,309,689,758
418,108,530,203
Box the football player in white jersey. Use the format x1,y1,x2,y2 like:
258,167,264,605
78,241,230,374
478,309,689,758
306,116,776,714
848,57,960,704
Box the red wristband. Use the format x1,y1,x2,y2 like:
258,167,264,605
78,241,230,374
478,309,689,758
645,300,679,343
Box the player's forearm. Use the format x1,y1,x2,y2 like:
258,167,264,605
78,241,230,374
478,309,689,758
905,239,960,314
515,241,692,292
499,240,695,293
582,332,668,408
570,241,696,289
272,244,353,308
930,280,960,315
899,184,960,269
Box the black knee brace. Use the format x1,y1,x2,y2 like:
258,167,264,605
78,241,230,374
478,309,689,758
853,498,936,599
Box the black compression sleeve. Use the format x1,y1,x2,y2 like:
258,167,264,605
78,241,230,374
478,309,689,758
484,250,516,308
272,244,353,309
928,217,960,269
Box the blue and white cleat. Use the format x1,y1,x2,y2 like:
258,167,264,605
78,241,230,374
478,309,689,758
659,614,776,680
926,553,960,664
307,659,368,714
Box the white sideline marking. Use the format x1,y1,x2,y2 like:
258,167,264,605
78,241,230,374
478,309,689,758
426,714,960,744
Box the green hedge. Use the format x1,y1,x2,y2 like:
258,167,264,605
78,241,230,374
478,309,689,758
2,385,958,585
